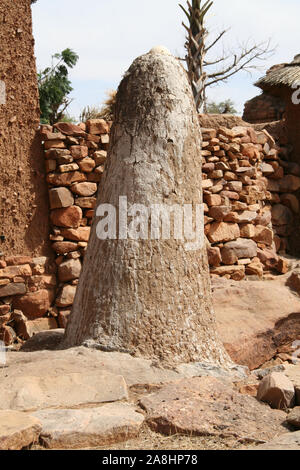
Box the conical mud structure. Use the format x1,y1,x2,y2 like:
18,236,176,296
64,47,229,366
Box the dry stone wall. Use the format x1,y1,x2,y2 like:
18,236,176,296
41,119,111,328
202,125,300,280
0,255,57,344
0,119,111,345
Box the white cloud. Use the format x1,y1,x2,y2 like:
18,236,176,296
32,0,300,119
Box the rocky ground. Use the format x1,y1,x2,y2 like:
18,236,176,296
0,342,299,450
1,268,300,451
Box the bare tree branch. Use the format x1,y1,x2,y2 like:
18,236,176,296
179,0,275,112
203,56,230,66
204,29,228,54
206,40,274,86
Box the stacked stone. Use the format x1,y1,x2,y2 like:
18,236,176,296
0,256,57,346
269,160,300,252
41,119,111,327
202,126,300,280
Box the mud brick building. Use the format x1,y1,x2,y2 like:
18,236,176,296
0,0,50,257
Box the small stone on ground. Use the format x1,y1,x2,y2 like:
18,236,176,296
257,372,295,409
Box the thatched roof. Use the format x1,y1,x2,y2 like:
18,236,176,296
255,55,300,92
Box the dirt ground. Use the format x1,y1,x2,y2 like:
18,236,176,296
31,424,250,451
92,425,249,451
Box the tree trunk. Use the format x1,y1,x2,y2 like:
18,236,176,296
63,48,229,366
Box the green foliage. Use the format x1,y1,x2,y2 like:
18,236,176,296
38,48,79,125
206,99,237,114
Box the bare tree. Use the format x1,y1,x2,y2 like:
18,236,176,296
179,0,274,112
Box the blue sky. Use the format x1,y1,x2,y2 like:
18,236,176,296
32,0,299,120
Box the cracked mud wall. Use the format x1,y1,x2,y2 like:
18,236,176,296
0,0,51,257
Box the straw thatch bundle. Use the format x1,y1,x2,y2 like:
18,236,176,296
256,55,300,92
